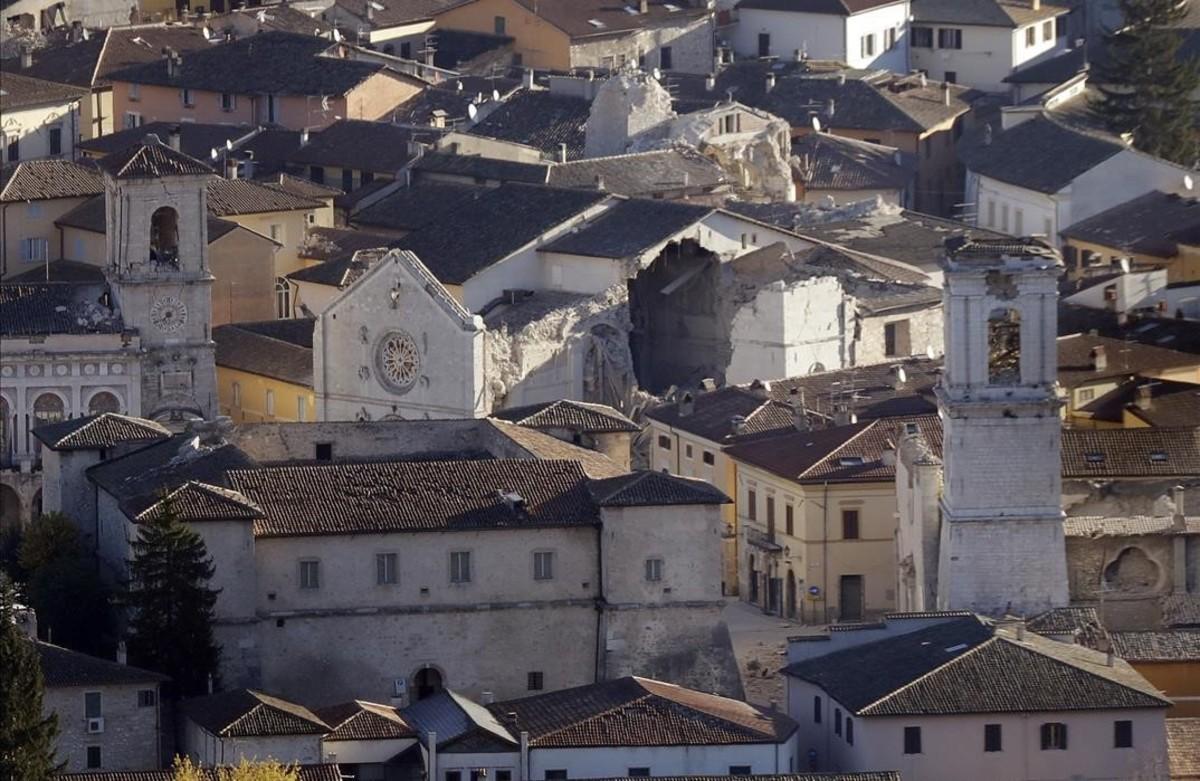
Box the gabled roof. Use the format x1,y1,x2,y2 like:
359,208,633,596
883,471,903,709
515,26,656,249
96,136,214,179
0,159,103,202
316,700,417,741
37,641,168,687
540,198,713,259
213,319,315,387
1108,630,1200,662
332,0,463,27
105,31,385,96
182,689,329,737
738,0,903,15
228,458,601,537
485,419,626,479
61,767,342,781
1058,304,1200,355
1061,426,1200,478
1057,332,1200,388
961,115,1126,194
0,72,87,111
1060,190,1200,258
1080,376,1200,428
135,481,264,524
491,399,639,433
212,5,334,36
547,148,730,197
413,151,551,185
78,121,252,160
590,471,731,507
468,90,590,159
793,133,917,192
206,177,322,216
489,676,795,748
289,120,424,174
644,387,797,445
401,689,517,749
298,227,394,264
395,183,607,284
509,0,708,39
1026,606,1103,637
32,413,171,452
351,180,487,233
1004,46,1088,84
1168,719,1200,779
784,616,1170,716
912,0,1069,27
55,193,244,244
0,283,123,336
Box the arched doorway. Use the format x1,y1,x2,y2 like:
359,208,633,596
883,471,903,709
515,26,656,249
0,485,21,535
88,391,121,415
786,570,798,620
413,666,444,701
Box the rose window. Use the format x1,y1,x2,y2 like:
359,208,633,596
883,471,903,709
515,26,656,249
376,330,421,391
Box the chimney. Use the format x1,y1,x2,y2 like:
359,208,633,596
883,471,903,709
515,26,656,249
941,81,951,106
731,415,748,435
982,122,993,146
519,731,530,781
225,156,238,179
826,98,835,118
765,72,776,92
594,174,605,191
794,48,804,62
167,124,181,151
300,128,310,146
71,20,83,43
1016,620,1026,641
881,446,896,467
523,67,535,90
366,2,374,20
559,143,568,163
430,109,447,129
116,641,128,665
1173,485,1186,531
705,73,716,91
481,691,495,704
679,391,694,417
164,47,178,78
837,71,846,86
748,378,771,399
1090,344,1107,372
20,45,32,69
833,404,854,427
1136,383,1153,409
790,388,809,431
918,71,927,88
424,47,435,66
1031,0,1040,9
207,673,214,694
699,378,717,392
1106,648,1116,667
639,0,648,12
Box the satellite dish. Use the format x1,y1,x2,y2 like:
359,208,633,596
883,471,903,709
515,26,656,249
225,139,233,150
333,28,343,42
210,148,218,160
82,27,90,40
1119,257,1131,274
925,345,935,359
1186,174,1194,190
492,89,500,101
467,103,478,120
811,115,822,132
896,366,907,384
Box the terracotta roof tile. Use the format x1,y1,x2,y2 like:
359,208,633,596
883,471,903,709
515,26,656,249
1057,333,1200,389
38,641,168,687
62,767,341,781
1108,630,1200,662
33,413,171,451
590,471,731,506
1168,718,1200,778
1061,426,1200,477
182,689,328,737
492,399,639,433
206,177,322,216
0,283,123,336
136,481,264,523
0,72,87,110
317,700,417,741
0,159,103,201
468,90,590,159
96,137,213,179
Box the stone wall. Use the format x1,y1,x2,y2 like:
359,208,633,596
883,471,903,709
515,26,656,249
569,15,714,76
937,516,1068,616
45,683,161,773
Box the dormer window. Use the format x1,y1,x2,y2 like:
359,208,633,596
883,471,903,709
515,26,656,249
587,18,605,28
1084,452,1105,464
838,456,865,467
1149,451,1169,463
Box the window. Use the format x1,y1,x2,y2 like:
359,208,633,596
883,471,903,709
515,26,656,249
1114,720,1132,748
150,206,179,262
399,41,412,59
758,32,770,58
645,557,664,582
181,88,194,107
362,170,374,185
860,33,875,58
747,489,757,521
945,70,957,84
297,396,307,422
533,550,554,581
658,434,672,450
659,45,672,69
912,26,933,47
123,112,143,129
6,135,18,162
446,773,462,781
884,320,911,357
315,443,333,460
266,94,277,123
729,769,751,776
450,551,471,583
1001,202,1010,232
376,552,398,585
129,82,140,101
685,444,693,459
813,695,822,723
85,692,102,718
232,382,242,408
987,199,996,227
496,773,512,781
842,509,860,540
1040,722,1067,750
545,772,567,780
49,126,62,156
21,237,48,263
766,495,776,539
703,450,715,465
86,746,102,770
885,26,897,51
527,671,544,690
342,168,354,192
846,717,854,745
834,708,842,735
785,504,794,536
269,224,282,243
985,723,1002,752
299,559,320,589
493,14,506,34
275,277,290,318
1025,26,1036,46
904,725,922,754
938,28,962,49
627,770,650,778
221,92,235,111
309,165,325,184
1014,208,1024,235
1043,19,1053,41
138,689,156,707
265,389,275,417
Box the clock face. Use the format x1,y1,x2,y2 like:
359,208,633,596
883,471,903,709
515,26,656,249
150,296,188,334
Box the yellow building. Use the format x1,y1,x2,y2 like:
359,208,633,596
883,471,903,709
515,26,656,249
1058,334,1200,426
213,320,315,423
726,415,941,624
1110,632,1200,718
0,160,104,279
1060,190,1200,284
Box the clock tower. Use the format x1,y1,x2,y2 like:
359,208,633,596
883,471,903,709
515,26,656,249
100,134,217,422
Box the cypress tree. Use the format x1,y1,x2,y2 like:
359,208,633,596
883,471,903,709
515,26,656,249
124,495,221,696
0,578,59,781
1092,0,1200,166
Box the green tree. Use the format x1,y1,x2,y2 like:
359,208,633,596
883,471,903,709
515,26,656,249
0,577,59,781
124,495,221,696
1092,0,1200,165
173,755,300,781
18,513,116,657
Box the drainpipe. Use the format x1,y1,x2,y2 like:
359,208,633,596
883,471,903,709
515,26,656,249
594,519,606,683
519,730,530,781
2,202,9,276
426,730,437,780
822,481,830,624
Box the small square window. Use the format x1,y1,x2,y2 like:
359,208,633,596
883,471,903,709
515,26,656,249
1040,722,1067,750
702,451,715,465
729,769,751,776
450,550,472,583
627,770,650,778
527,671,544,690
315,442,333,460
299,559,320,589
533,550,555,581
658,434,672,450
86,746,102,769
137,689,156,708
645,557,664,582
376,552,398,585
545,771,567,780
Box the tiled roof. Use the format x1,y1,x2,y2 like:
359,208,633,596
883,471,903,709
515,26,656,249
912,0,1069,27
78,121,251,160
468,90,590,159
213,5,334,36
492,399,639,433
541,198,713,259
105,31,385,95
1108,630,1200,662
395,183,607,284
0,71,87,110
1064,514,1200,537
316,700,417,741
547,148,730,197
1060,191,1200,258
1061,426,1200,477
489,676,795,748
1026,606,1103,636
0,159,103,201
289,120,424,173
55,193,242,243
298,227,394,264
644,387,797,445
62,767,341,781
961,115,1125,194
1163,594,1200,628
413,151,551,184
585,776,898,781
485,419,627,480
1004,46,1088,84
4,259,107,284
37,641,167,687
1057,333,1199,388
402,689,517,748
1080,377,1200,428
332,0,462,27
183,689,328,737
213,319,315,386
267,173,343,200
206,177,321,216
96,136,214,179
590,471,731,507
32,413,171,452
793,133,916,192
512,0,708,38
785,616,1170,715
739,0,902,14
0,283,123,336
228,458,601,537
287,247,395,288
1168,718,1200,779
351,180,487,233
136,481,264,524
1058,304,1200,356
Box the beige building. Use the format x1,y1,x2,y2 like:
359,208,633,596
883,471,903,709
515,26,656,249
1057,333,1200,425
0,159,105,279
1,72,85,163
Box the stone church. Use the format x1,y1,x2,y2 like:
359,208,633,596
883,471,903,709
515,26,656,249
0,134,218,527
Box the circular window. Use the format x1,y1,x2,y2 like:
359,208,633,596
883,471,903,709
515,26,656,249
375,330,421,392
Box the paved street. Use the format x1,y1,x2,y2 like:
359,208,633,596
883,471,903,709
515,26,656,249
723,599,815,708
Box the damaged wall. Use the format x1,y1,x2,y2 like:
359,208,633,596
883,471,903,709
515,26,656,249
855,305,944,366
584,70,676,158
570,14,715,76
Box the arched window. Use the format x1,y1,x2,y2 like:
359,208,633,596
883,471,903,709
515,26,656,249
150,206,180,264
413,666,444,701
987,308,1021,385
33,393,65,426
88,391,121,415
0,396,10,467
275,277,291,319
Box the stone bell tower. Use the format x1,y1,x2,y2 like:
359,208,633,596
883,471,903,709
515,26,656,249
99,134,217,422
936,237,1068,616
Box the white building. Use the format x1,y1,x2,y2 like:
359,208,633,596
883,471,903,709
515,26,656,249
732,0,910,73
910,0,1069,92
784,613,1172,781
181,689,328,767
1,72,84,162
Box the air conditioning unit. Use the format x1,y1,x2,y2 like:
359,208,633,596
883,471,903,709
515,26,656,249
87,717,105,734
